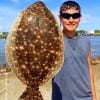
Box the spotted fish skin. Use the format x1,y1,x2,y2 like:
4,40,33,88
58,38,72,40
5,1,64,100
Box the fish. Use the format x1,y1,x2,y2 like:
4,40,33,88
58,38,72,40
5,1,64,100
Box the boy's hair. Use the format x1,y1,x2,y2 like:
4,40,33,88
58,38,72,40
60,0,81,14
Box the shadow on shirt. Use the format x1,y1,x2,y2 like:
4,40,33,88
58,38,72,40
52,78,62,100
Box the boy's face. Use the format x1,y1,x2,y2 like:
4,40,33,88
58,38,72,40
59,8,81,33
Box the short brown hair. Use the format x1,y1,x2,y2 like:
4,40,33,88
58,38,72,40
60,0,81,14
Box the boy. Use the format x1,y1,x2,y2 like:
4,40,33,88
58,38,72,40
52,1,97,100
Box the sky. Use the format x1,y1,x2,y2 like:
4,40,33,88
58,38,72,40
0,0,100,32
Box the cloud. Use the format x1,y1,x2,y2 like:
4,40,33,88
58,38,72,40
81,13,91,24
0,15,13,32
11,0,19,3
0,6,18,16
0,17,4,31
0,6,19,32
78,12,100,31
60,0,77,3
39,0,49,2
81,12,100,24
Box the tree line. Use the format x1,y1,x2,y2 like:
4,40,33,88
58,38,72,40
0,29,100,39
0,32,8,38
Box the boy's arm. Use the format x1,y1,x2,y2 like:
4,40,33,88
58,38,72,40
88,50,97,100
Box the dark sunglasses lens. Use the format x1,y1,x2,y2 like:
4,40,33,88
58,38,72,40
61,13,71,19
61,13,81,19
72,13,81,19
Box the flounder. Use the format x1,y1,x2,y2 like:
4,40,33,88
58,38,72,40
5,1,64,100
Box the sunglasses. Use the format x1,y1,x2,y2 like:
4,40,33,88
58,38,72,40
60,13,81,19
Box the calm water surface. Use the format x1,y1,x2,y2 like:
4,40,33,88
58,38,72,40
89,36,100,57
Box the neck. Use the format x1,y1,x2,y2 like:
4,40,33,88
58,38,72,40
63,29,77,38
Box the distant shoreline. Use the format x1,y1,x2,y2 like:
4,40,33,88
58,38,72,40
83,34,100,36
0,34,100,39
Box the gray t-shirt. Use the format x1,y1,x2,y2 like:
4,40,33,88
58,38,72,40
52,35,92,100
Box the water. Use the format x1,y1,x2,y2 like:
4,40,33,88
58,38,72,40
0,36,100,66
89,36,100,57
0,39,7,66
